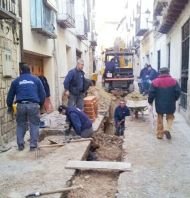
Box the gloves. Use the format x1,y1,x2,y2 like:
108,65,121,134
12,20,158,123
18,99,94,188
7,106,13,114
65,129,71,136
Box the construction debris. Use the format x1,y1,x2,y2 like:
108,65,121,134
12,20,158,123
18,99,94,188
87,86,112,115
126,91,147,101
92,132,123,161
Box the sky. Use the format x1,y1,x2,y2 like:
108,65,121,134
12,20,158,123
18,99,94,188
95,0,135,50
94,0,153,51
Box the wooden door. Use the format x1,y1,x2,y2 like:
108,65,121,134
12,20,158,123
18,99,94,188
23,54,43,76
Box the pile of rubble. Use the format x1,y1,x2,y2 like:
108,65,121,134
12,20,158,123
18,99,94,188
126,91,147,101
93,132,123,161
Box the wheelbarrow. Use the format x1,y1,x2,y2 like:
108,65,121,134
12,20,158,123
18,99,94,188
127,99,148,119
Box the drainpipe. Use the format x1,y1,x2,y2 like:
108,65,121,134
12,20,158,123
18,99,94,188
53,38,60,108
18,0,24,62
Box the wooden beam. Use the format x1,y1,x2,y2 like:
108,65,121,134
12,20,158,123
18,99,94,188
65,160,131,171
171,0,188,6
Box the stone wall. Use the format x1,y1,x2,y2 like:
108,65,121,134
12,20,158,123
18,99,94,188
0,21,19,144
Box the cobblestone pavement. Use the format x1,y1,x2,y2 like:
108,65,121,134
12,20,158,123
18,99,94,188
117,113,190,198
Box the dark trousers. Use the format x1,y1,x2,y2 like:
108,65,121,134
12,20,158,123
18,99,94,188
115,123,125,136
81,127,93,138
68,93,84,110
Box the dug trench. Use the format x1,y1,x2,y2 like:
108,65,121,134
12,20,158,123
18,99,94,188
64,101,124,198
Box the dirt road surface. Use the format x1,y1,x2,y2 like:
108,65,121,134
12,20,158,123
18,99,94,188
117,113,190,198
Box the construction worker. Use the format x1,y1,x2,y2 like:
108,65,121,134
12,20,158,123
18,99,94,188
64,59,85,110
58,105,93,138
114,99,130,136
148,67,181,139
6,63,46,151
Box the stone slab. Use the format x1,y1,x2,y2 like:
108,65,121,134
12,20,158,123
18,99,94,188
65,160,131,171
0,140,91,198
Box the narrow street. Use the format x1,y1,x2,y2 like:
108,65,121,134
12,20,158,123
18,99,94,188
1,89,190,197
1,0,190,197
117,113,190,198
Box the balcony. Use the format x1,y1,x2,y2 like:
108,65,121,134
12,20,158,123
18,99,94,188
155,0,188,33
30,0,57,39
57,0,75,28
0,0,18,20
154,0,169,16
135,16,148,36
75,15,88,40
90,33,97,47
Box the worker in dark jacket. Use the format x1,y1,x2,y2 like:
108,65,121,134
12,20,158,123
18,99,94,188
148,67,181,139
6,63,46,151
148,65,158,81
58,105,93,138
114,100,130,136
139,64,148,94
64,59,85,110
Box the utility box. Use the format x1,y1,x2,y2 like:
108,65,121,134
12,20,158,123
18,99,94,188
2,50,13,77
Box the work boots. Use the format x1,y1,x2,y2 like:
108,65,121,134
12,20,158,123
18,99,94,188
164,130,171,139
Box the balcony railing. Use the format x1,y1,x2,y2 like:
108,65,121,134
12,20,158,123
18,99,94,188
31,0,57,39
57,0,75,28
75,15,88,40
0,0,18,20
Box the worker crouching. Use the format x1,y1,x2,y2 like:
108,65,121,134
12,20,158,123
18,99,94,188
58,105,93,138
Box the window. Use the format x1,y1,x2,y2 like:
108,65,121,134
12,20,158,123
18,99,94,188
76,50,82,61
180,19,189,109
157,50,161,71
30,0,56,38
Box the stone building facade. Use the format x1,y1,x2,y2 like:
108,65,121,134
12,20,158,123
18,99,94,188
0,0,20,144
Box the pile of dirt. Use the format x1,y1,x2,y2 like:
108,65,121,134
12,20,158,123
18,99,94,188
93,132,123,161
66,132,123,198
67,171,119,198
126,91,147,101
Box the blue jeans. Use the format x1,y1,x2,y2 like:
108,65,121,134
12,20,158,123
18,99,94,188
68,93,84,110
16,103,40,148
142,79,151,94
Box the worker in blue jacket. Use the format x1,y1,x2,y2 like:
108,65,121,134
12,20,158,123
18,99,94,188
64,59,85,110
58,105,93,138
114,99,130,136
6,63,46,151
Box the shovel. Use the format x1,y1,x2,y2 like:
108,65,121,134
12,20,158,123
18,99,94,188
25,185,83,197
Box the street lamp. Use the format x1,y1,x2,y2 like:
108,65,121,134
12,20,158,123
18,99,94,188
144,9,153,27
